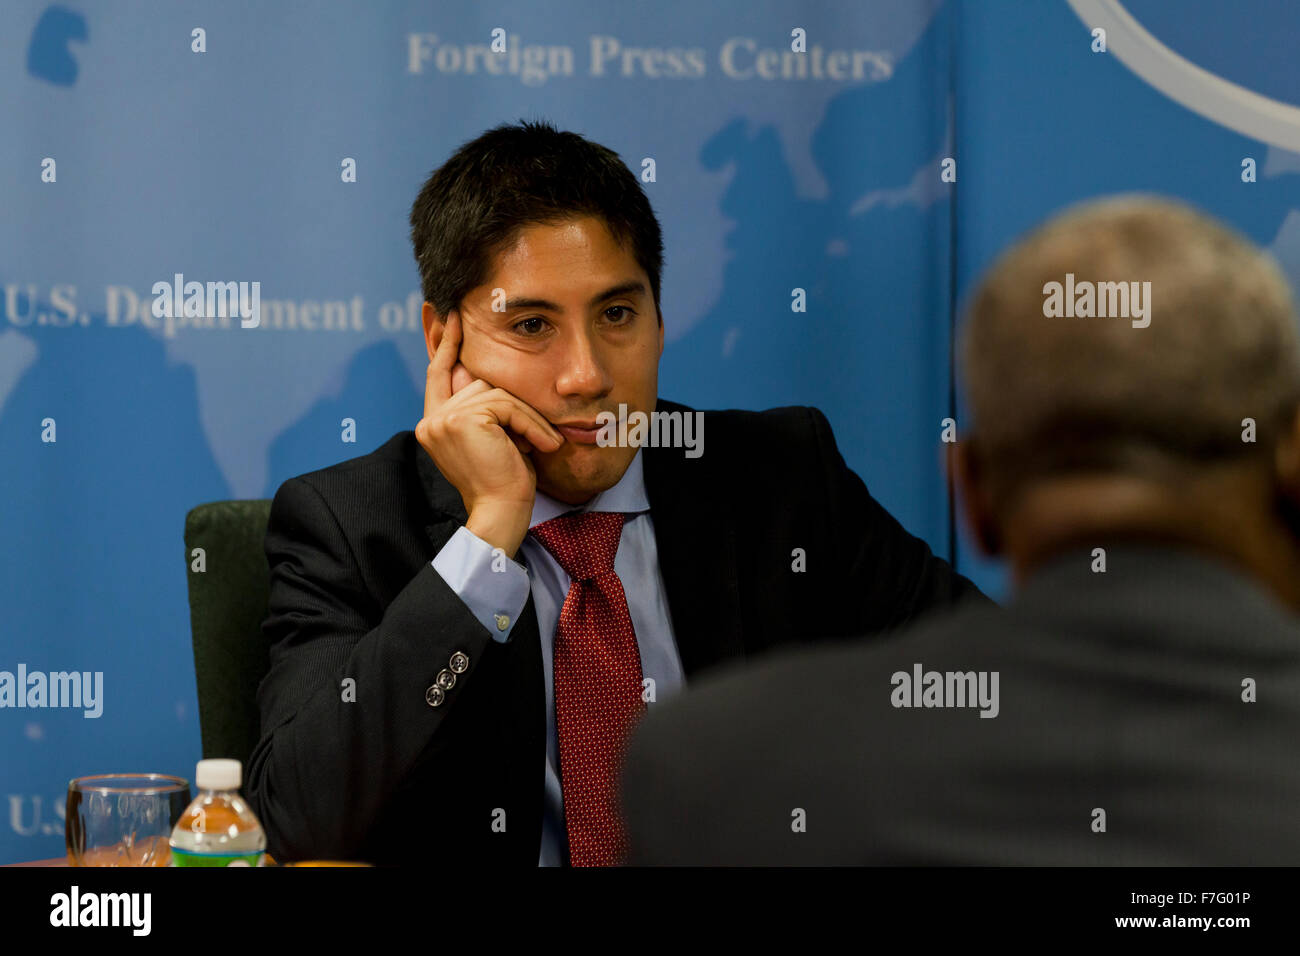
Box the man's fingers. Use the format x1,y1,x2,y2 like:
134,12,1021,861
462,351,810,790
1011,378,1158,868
424,373,563,454
437,309,462,366
492,391,565,449
425,309,462,414
449,360,476,396
443,377,491,405
424,361,445,419
476,392,564,450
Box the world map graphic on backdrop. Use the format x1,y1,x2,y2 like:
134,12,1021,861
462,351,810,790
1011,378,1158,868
0,0,945,861
4,0,1300,862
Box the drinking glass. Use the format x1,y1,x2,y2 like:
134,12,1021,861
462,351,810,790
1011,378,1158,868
66,774,191,866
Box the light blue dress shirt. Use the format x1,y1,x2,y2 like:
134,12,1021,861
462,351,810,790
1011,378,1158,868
430,449,685,865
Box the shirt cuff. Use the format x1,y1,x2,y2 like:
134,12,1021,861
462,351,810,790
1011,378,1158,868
431,525,530,642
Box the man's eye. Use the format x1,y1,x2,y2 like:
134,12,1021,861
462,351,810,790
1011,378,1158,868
514,316,547,335
604,306,635,323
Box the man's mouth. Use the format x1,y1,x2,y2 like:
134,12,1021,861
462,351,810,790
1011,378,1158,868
552,419,603,445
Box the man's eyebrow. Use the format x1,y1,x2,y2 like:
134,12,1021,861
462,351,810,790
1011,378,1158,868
501,280,648,313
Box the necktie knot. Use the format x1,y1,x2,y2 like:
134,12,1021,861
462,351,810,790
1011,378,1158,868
530,511,627,581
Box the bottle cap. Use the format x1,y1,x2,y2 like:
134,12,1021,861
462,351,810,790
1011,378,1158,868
196,758,241,791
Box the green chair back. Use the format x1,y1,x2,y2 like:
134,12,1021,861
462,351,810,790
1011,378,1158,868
183,499,273,770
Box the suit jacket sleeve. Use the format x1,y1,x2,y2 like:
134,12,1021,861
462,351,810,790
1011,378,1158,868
245,474,495,862
807,406,990,633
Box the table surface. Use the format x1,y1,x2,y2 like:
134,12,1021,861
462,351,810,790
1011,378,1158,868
5,854,289,867
3,857,67,867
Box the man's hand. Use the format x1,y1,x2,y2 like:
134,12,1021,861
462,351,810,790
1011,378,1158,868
415,309,563,557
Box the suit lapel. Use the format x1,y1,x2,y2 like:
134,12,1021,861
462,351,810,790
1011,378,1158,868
643,403,746,678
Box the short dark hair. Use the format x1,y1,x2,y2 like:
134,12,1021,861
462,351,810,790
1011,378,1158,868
960,195,1300,506
409,119,664,322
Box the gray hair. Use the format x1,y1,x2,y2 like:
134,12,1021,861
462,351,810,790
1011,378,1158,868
959,195,1300,498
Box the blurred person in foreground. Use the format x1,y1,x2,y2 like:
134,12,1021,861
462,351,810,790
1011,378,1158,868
622,195,1300,864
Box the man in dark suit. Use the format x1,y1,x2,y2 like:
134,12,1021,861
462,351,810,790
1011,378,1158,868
244,120,983,866
622,196,1300,865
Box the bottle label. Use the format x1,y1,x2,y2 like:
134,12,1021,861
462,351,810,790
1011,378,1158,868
170,848,264,868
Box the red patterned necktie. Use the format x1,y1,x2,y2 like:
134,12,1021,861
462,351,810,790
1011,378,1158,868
530,511,645,867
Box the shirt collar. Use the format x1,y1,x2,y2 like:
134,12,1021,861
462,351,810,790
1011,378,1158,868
528,448,650,528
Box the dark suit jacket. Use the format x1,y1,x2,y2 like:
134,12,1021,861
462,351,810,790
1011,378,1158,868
245,399,983,864
622,542,1300,865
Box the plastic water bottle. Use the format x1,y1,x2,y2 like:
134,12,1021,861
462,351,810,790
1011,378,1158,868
168,759,266,867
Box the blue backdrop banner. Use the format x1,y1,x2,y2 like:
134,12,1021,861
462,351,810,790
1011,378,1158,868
2,0,1298,863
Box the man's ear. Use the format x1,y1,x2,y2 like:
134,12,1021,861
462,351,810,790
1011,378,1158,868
657,310,664,358
951,437,1002,557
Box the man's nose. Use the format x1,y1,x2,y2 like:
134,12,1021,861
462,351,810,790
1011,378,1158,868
554,330,613,398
